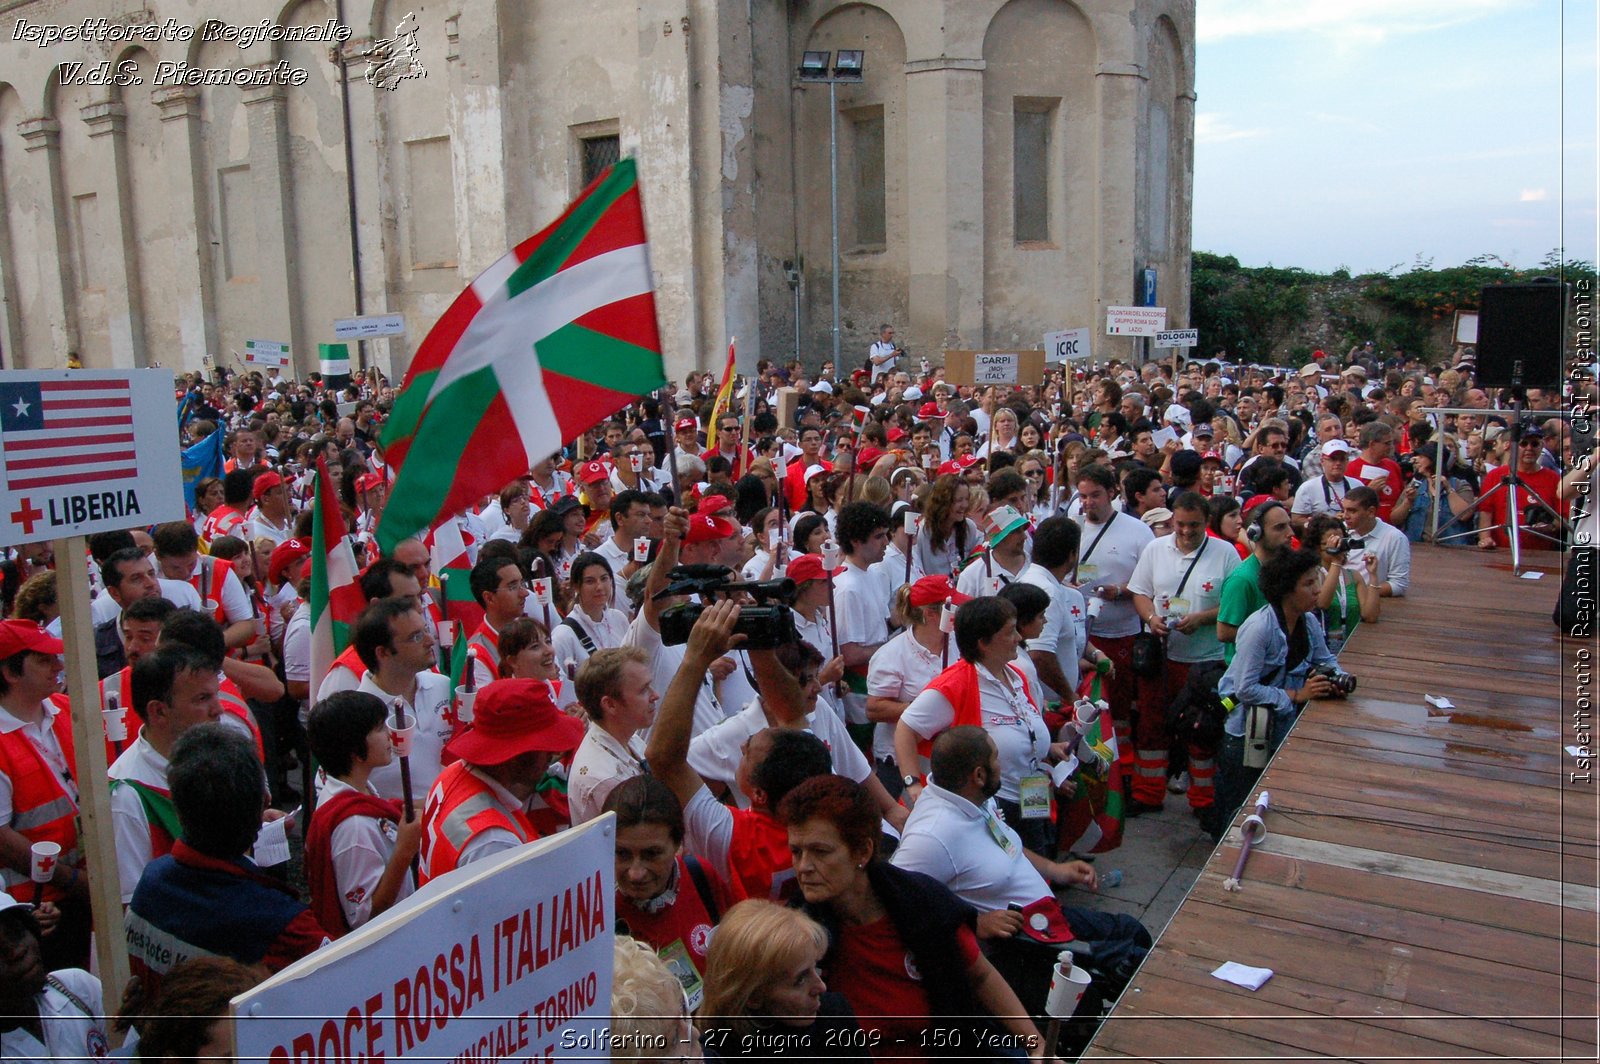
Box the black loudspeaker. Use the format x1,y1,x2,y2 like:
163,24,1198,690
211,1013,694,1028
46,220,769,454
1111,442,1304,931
1475,282,1566,388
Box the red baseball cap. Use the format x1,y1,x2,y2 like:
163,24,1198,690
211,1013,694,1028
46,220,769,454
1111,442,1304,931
675,416,699,434
445,678,585,766
696,494,732,516
886,426,907,443
354,472,385,494
577,460,610,485
857,446,884,469
937,455,979,477
684,515,738,544
786,553,843,584
0,620,64,659
251,471,284,500
907,575,970,609
268,538,313,586
917,402,941,419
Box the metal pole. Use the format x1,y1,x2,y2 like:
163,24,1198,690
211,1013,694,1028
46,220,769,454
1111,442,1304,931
829,80,841,367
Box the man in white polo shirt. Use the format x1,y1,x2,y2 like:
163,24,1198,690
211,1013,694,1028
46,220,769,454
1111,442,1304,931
1071,464,1153,771
1291,439,1356,534
352,597,454,804
567,647,656,825
832,502,893,730
1126,492,1239,815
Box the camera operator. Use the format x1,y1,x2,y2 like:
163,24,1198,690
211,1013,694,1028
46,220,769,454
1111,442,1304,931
1304,515,1380,655
868,324,903,385
1212,549,1346,838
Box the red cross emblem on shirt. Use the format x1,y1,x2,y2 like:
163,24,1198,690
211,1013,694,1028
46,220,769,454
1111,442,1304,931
1070,606,1081,617
1201,580,1214,593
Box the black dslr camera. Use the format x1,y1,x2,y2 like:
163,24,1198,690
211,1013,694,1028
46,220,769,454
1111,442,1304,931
1330,533,1365,555
655,564,798,649
1308,663,1357,697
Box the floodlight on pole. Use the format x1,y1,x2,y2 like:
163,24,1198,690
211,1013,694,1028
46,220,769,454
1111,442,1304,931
795,47,865,367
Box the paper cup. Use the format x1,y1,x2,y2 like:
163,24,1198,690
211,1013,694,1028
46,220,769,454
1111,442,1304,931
628,453,645,473
939,601,958,633
30,841,60,885
774,458,788,481
633,537,651,562
103,705,128,742
1086,595,1105,619
1045,960,1093,1018
821,540,842,569
904,511,921,535
1074,698,1100,726
455,687,476,725
1240,813,1268,844
768,527,782,551
388,711,417,757
530,579,553,606
922,451,937,470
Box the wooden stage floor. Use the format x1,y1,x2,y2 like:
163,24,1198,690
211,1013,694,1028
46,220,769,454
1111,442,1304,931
1085,545,1599,1062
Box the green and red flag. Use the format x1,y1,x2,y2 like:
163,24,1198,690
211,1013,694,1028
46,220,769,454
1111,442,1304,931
309,456,365,698
377,157,665,552
427,516,483,634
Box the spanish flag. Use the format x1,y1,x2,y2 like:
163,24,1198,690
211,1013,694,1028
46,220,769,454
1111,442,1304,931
707,339,737,431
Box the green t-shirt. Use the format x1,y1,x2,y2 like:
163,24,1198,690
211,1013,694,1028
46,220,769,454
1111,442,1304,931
1217,554,1265,664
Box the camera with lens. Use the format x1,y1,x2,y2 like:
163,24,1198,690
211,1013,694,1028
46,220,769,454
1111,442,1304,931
655,564,798,649
1308,663,1357,697
1396,454,1416,479
1330,534,1365,555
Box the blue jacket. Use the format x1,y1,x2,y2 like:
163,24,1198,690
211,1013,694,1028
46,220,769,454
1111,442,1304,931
1217,605,1338,736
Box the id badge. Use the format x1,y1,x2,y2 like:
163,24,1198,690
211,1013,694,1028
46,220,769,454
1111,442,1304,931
985,812,1020,855
1019,774,1052,819
1167,595,1191,618
658,939,706,1011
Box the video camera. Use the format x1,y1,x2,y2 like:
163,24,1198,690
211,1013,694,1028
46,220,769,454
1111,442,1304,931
655,564,799,649
1330,533,1365,555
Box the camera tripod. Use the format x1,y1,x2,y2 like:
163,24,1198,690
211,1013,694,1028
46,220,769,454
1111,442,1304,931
1433,397,1562,574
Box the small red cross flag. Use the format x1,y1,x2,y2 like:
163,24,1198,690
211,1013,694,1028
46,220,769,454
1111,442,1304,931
30,840,60,883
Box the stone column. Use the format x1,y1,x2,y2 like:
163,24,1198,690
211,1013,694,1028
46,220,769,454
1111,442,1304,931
338,35,399,376
240,72,301,371
903,57,985,353
0,136,22,365
449,0,509,278
152,86,218,372
17,118,77,364
81,100,146,368
1095,60,1146,363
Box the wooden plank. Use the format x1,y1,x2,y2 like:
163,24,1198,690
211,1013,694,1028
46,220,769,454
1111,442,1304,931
1087,545,1592,1059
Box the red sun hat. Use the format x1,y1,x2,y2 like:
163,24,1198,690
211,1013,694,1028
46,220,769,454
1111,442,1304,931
675,416,699,434
445,678,585,766
917,402,942,419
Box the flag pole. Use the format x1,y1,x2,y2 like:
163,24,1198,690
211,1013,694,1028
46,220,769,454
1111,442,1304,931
660,387,682,506
734,338,754,478
57,534,131,1015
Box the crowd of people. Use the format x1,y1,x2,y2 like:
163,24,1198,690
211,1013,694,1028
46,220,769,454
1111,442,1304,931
0,336,1589,1062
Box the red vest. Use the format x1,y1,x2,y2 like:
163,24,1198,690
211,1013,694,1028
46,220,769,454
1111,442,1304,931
218,678,266,762
725,807,795,901
0,695,80,903
327,645,368,688
419,762,535,886
189,556,237,629
304,787,404,938
466,623,500,681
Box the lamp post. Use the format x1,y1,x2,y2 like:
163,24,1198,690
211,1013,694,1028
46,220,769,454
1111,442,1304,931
798,49,864,368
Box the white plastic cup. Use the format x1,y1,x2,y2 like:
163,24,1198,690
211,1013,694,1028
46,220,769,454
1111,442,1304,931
1074,698,1100,726
922,451,937,470
530,579,553,606
103,706,128,743
388,711,417,757
629,452,645,473
633,537,651,562
1045,959,1093,1018
940,600,958,633
821,540,842,569
768,527,781,551
774,457,788,481
1086,595,1105,619
455,687,476,725
904,511,921,535
30,841,60,885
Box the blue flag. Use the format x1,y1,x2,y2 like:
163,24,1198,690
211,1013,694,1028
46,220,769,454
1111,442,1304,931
180,428,225,511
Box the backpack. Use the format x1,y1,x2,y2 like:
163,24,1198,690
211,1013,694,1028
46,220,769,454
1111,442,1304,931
1166,659,1233,750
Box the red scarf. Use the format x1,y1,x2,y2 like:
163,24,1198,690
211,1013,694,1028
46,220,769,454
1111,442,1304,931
304,788,403,938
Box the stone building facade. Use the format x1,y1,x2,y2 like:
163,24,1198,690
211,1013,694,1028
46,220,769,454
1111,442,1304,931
0,0,1194,382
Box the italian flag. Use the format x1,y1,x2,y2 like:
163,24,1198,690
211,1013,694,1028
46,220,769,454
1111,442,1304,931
309,456,366,698
377,158,665,553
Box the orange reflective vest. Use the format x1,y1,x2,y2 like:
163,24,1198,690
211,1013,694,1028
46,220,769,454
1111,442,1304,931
466,624,500,681
218,678,265,762
0,695,81,903
419,761,534,886
190,556,237,629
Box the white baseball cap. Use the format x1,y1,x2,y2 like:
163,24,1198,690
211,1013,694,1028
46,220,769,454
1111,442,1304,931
809,381,833,395
1321,439,1353,457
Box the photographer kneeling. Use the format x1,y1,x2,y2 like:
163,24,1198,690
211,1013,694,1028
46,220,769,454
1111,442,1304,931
1211,550,1350,837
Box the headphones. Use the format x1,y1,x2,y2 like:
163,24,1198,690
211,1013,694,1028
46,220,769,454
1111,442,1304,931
1245,501,1286,543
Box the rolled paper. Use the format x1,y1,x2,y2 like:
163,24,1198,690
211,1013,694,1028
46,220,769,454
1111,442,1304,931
774,457,788,480
1086,596,1105,618
922,451,937,470
1073,698,1100,726
768,528,781,550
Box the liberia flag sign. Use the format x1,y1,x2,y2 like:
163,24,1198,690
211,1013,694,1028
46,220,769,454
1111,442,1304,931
0,370,183,547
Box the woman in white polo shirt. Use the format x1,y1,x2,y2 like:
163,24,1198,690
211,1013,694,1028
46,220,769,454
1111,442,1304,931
866,576,967,795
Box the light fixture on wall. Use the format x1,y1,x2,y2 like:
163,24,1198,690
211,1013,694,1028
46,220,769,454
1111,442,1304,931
795,47,866,365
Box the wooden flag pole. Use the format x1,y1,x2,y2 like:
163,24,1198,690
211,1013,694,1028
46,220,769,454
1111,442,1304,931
734,339,755,477
57,534,132,1009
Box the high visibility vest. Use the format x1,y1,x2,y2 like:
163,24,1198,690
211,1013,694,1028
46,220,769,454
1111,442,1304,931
191,556,237,629
466,624,500,680
0,695,81,903
218,678,266,762
419,762,534,886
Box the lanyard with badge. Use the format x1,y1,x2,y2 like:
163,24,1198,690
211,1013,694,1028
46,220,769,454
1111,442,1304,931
1073,514,1117,588
998,671,1052,820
